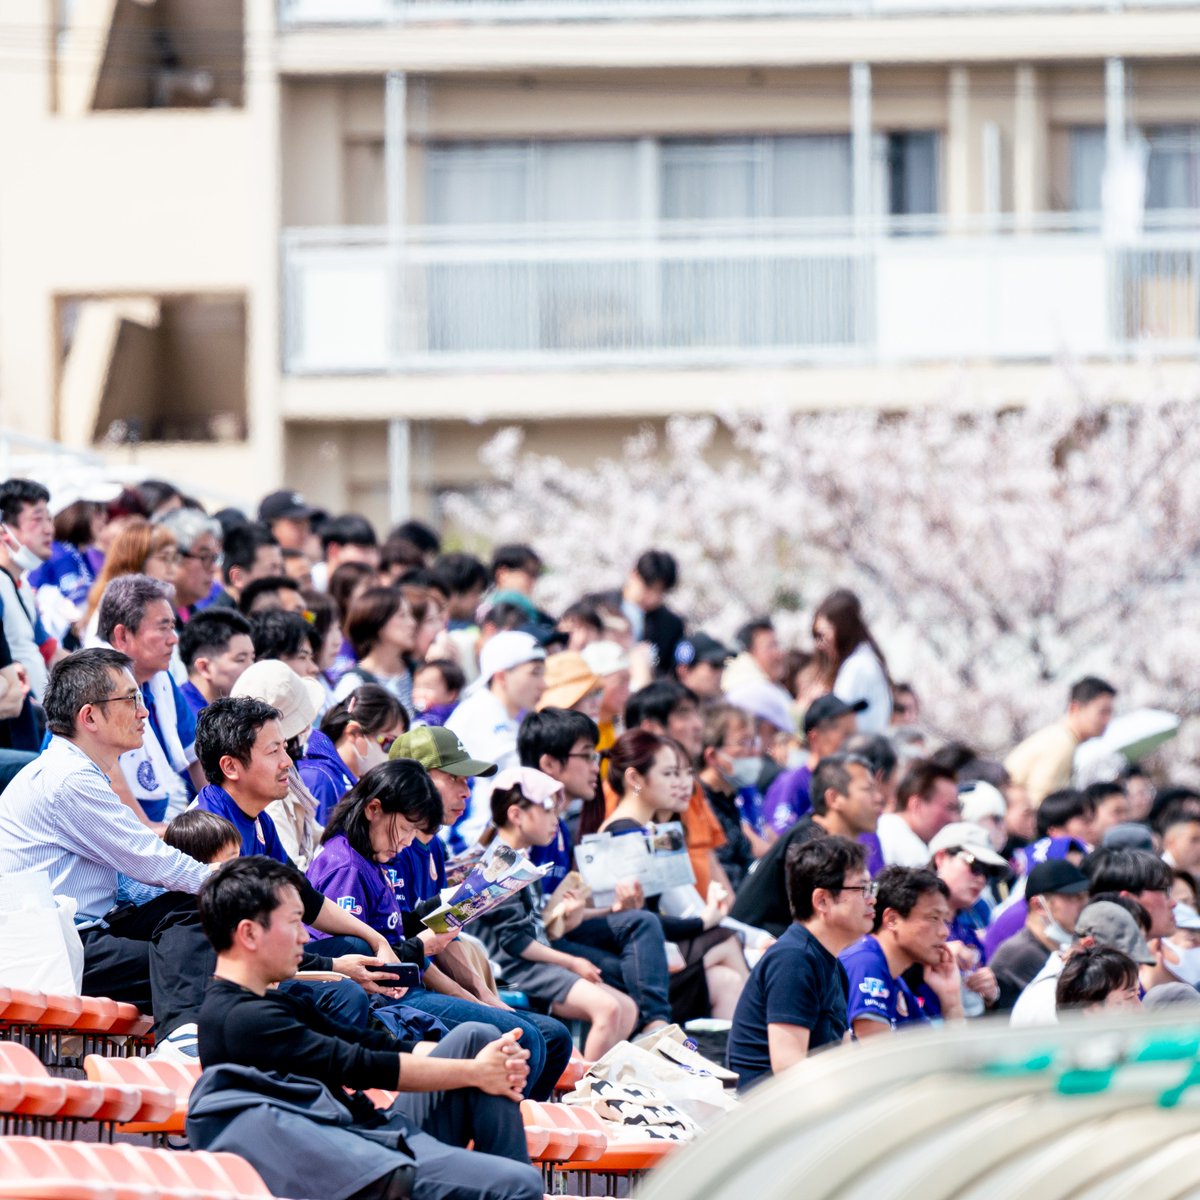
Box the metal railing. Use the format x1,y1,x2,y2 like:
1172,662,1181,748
279,0,1200,25
281,213,1200,373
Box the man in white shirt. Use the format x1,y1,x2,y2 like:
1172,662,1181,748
0,478,61,700
876,759,962,867
446,630,546,847
1010,900,1155,1026
0,647,212,1013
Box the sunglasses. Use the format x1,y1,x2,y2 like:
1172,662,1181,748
955,850,999,878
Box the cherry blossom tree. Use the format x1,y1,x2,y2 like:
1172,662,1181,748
444,382,1200,764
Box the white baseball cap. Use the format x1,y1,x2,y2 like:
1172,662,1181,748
478,630,546,684
959,780,1007,825
927,821,1009,868
724,680,796,734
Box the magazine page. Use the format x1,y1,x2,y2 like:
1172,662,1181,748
421,842,551,934
574,821,695,905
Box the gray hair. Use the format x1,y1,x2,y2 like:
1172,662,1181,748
155,507,222,552
97,574,175,644
44,648,133,737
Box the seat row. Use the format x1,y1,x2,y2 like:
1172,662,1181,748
0,987,154,1069
0,1136,270,1200
0,1043,177,1138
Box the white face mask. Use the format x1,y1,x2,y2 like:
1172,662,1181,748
1037,899,1074,951
1164,940,1200,987
8,540,42,573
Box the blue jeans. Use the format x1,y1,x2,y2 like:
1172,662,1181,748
400,987,573,1102
554,908,672,1026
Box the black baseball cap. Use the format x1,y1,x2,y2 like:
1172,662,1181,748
1027,859,1090,899
803,694,868,736
675,632,734,668
258,490,320,524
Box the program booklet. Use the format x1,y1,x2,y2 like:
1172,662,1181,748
421,842,551,934
574,821,695,906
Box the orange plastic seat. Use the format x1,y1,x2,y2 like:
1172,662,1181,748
0,989,48,1025
204,1151,275,1197
73,997,119,1033
520,1100,579,1163
108,1003,154,1039
0,1138,116,1199
537,1104,605,1162
23,1144,160,1200
34,993,85,1029
0,1043,144,1124
0,1044,66,1118
83,1056,179,1130
553,1056,591,1093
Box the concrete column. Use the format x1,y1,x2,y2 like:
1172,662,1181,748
245,0,285,489
851,63,873,233
388,418,412,525
1105,57,1126,171
947,66,971,227
1013,64,1045,230
385,72,408,234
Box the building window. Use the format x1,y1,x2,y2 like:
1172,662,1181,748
1068,127,1106,213
1145,126,1200,210
660,136,853,221
886,132,939,216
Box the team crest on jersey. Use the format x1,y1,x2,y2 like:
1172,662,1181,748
136,760,158,791
336,896,363,916
896,991,909,1018
858,977,889,1000
384,868,400,889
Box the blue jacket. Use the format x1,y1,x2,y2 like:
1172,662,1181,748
297,730,357,825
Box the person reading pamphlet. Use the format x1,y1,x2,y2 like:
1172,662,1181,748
472,767,646,1058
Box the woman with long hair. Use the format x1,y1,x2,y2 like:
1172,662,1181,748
601,729,750,1020
812,588,893,734
84,517,179,630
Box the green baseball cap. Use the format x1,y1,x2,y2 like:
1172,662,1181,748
389,725,498,778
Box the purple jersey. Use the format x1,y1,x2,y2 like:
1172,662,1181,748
306,833,402,940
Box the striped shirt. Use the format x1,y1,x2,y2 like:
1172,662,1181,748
0,736,210,922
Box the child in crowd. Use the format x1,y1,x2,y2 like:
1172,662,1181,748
412,658,465,727
116,809,241,907
473,767,642,1060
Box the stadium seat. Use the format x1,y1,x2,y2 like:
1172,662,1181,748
0,989,49,1027
0,1138,115,1199
520,1100,580,1163
84,1055,192,1134
0,1043,146,1125
537,1103,606,1162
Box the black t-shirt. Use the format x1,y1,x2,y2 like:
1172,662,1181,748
726,923,848,1090
731,816,827,937
198,978,417,1125
990,926,1053,1011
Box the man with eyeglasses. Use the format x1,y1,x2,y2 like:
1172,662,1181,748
839,866,964,1037
96,574,204,824
155,508,224,616
0,648,212,1014
727,836,875,1090
929,822,1009,1013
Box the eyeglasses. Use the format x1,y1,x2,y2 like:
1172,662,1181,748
90,690,143,711
566,752,601,765
841,880,880,900
148,549,181,566
181,550,224,569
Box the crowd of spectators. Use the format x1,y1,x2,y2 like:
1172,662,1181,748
0,474,1195,1194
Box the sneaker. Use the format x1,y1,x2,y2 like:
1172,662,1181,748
149,1021,199,1063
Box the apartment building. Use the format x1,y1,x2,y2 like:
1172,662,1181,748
1,0,1199,523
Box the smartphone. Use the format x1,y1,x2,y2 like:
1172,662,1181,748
366,962,421,987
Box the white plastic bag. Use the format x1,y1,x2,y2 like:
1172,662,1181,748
0,872,85,995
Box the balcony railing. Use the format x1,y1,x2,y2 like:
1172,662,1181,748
281,214,1200,374
279,0,1200,24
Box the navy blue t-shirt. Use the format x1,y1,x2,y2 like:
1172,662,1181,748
529,818,573,891
727,922,848,1090
387,836,447,912
839,934,930,1031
